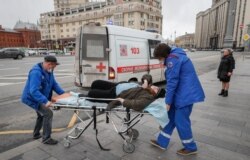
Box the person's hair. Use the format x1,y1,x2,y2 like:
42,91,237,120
141,74,153,86
227,48,233,55
153,43,172,58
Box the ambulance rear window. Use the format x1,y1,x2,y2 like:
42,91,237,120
82,34,108,60
86,40,104,58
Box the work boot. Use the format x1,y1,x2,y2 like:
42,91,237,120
176,148,198,156
218,89,224,96
150,139,166,150
42,138,58,145
223,90,228,97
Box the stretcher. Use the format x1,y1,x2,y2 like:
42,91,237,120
52,97,149,153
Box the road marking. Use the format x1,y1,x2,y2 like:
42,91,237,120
0,68,19,71
0,82,25,86
67,111,79,128
0,112,79,135
0,128,66,135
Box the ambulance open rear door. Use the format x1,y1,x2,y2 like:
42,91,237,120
75,24,109,88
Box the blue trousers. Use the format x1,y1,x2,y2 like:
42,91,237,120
157,104,197,151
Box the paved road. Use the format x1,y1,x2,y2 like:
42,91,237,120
0,51,231,153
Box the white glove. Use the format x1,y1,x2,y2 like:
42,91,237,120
45,101,52,108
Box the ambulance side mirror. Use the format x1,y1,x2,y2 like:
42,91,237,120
106,48,112,53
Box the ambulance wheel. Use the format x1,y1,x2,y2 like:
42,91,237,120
128,129,139,140
123,142,135,153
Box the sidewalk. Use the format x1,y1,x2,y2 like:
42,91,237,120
1,54,250,160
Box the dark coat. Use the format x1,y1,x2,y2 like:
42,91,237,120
228,55,235,70
217,55,234,81
108,87,155,111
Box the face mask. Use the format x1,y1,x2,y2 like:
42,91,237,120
48,69,53,73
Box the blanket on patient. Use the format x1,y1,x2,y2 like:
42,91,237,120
54,92,169,128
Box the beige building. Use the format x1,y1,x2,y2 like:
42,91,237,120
40,0,162,49
175,33,195,49
195,0,250,51
54,0,88,11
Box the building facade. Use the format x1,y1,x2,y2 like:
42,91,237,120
0,21,41,48
40,0,162,49
54,0,88,11
195,0,250,51
175,33,195,49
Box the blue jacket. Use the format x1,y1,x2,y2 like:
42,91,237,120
164,48,205,108
21,63,65,110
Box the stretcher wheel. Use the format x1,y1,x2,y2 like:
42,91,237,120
128,129,139,140
63,138,71,148
123,141,135,153
74,127,81,136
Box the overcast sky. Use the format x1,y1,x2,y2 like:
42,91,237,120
0,0,211,39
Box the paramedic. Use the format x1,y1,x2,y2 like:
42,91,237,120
21,55,65,145
150,43,205,156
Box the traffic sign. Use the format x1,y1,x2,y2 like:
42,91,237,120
240,24,244,29
243,34,250,41
106,19,113,25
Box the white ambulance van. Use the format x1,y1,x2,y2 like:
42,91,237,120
74,23,165,88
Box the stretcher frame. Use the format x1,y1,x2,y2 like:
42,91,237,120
52,97,149,153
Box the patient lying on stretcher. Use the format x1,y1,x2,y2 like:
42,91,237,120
77,74,166,111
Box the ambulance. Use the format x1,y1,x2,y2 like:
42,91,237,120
74,23,165,88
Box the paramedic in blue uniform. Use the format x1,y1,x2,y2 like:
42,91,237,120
150,43,205,156
21,55,65,145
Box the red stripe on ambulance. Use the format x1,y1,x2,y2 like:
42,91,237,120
117,64,163,73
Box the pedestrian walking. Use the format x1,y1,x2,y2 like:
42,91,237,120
21,55,65,145
150,43,205,156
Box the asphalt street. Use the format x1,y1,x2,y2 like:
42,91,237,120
0,51,234,153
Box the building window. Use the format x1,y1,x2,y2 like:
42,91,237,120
128,13,134,18
129,4,133,9
141,13,144,18
61,29,63,32
128,20,134,26
66,29,69,32
72,22,75,25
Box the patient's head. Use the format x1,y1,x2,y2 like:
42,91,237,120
141,74,153,88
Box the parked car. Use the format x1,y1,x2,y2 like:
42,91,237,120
46,50,64,55
189,48,196,52
25,49,37,56
0,48,25,59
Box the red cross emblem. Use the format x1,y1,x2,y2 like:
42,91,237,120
96,62,106,72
